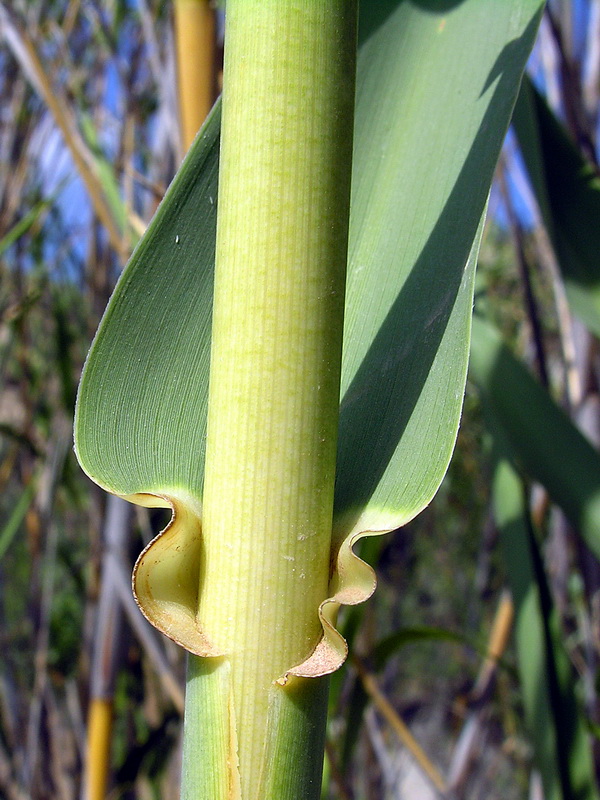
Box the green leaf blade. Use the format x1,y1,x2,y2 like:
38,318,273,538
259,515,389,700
74,102,220,501
334,0,544,535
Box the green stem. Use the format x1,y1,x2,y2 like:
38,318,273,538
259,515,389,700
182,2,357,797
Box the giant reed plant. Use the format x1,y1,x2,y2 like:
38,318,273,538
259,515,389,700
74,1,543,796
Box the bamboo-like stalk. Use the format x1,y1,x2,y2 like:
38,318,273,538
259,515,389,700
84,699,113,800
83,495,130,800
174,0,216,152
182,2,357,797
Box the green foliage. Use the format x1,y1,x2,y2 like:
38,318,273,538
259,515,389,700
471,315,600,560
513,76,600,335
492,440,598,800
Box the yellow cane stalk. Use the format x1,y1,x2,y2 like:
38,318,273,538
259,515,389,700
174,0,217,152
183,1,357,796
84,699,113,800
